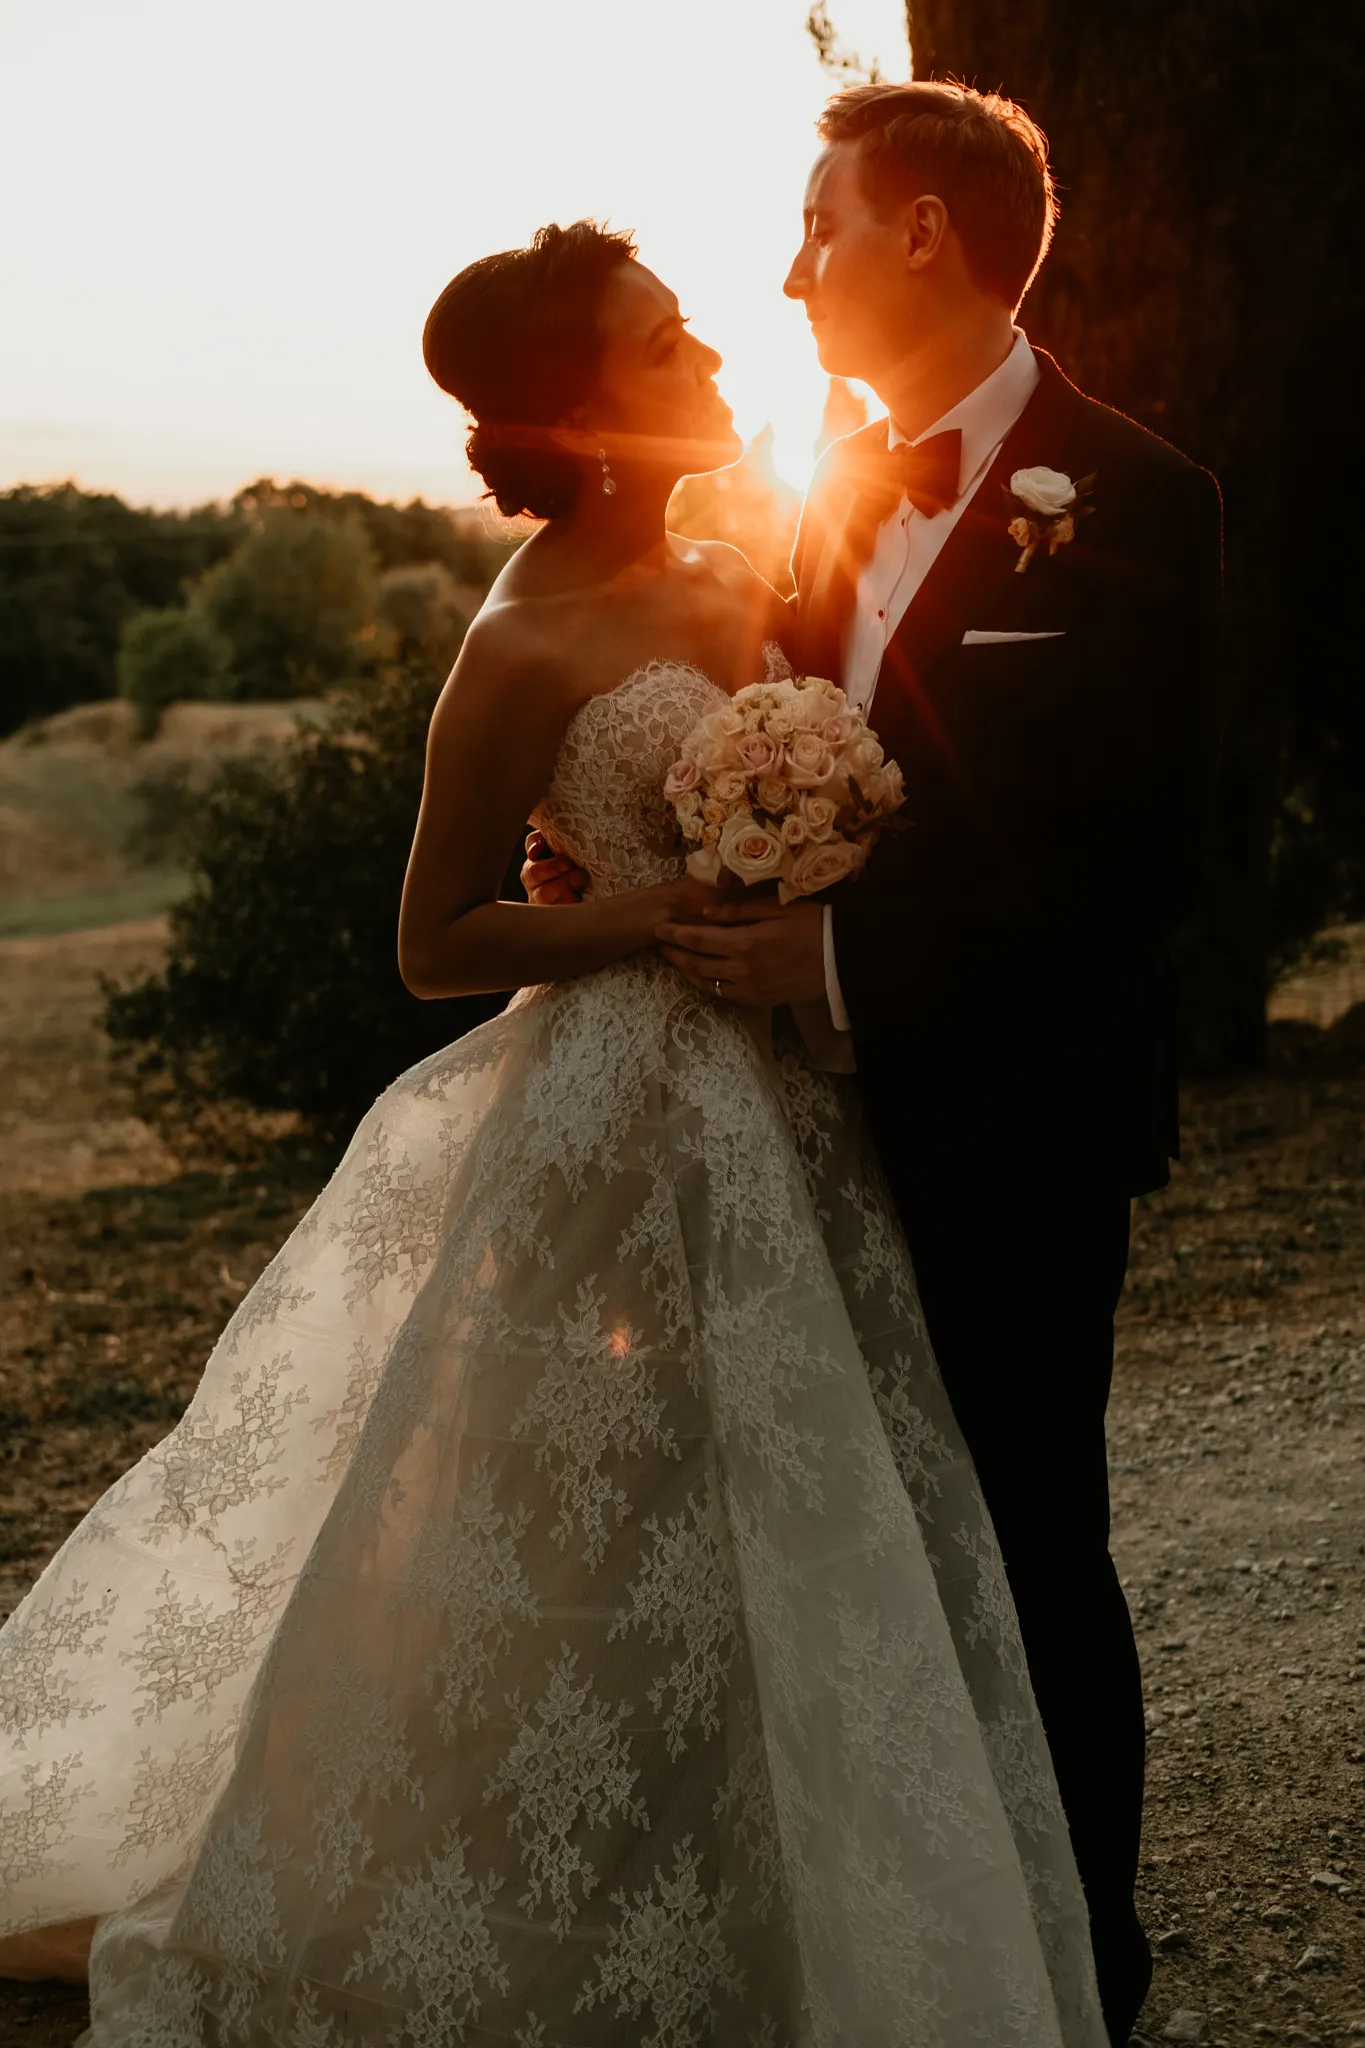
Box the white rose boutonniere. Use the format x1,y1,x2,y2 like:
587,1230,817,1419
1004,466,1096,573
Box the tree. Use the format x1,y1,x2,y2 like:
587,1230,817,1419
117,607,233,735
232,479,515,588
376,561,472,672
0,486,242,736
194,509,380,700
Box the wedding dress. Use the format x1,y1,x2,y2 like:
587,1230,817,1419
0,654,1107,2047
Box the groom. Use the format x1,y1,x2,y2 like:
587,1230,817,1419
665,83,1223,2046
532,81,1220,2044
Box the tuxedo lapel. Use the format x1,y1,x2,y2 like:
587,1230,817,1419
879,351,1086,712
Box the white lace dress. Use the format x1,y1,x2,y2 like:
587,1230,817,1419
0,658,1107,2048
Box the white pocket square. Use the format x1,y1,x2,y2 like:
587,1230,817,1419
960,629,1066,645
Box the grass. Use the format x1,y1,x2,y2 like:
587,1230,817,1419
0,871,190,937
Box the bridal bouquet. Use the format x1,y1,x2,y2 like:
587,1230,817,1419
665,674,904,903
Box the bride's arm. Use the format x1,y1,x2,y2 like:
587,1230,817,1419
398,618,699,999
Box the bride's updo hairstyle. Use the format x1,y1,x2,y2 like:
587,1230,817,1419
423,221,638,520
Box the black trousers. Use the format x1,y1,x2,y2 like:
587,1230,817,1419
892,1177,1150,2047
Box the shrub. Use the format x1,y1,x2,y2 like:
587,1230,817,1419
104,654,512,1136
117,606,233,736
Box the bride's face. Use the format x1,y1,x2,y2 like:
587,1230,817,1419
577,264,742,478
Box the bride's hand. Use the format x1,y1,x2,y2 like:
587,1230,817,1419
658,872,721,926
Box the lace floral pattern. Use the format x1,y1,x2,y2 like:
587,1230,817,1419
3,656,1105,2045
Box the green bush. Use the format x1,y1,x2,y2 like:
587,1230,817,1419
376,561,472,671
104,655,513,1136
194,509,380,700
117,606,233,735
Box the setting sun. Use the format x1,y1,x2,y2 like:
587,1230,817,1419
0,0,907,508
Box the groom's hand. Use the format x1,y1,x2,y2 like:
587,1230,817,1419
521,830,587,906
657,898,827,1006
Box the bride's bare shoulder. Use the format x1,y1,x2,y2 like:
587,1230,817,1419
433,594,575,741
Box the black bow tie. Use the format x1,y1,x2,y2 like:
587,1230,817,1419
882,428,963,517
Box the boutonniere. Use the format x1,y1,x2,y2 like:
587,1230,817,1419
1004,467,1096,573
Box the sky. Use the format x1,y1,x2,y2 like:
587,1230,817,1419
0,0,909,510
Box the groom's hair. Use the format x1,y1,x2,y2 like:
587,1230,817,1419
818,82,1057,310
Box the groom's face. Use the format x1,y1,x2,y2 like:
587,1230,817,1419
784,141,918,384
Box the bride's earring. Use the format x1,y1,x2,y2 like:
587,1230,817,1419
597,447,617,497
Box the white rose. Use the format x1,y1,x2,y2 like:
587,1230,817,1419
1010,466,1076,519
687,843,723,883
782,836,863,900
718,813,785,884
674,789,702,821
680,812,704,841
780,812,808,847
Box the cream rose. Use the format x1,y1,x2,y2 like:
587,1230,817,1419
785,731,838,787
780,813,808,847
664,756,701,797
687,843,723,883
702,799,726,827
755,774,793,813
1010,466,1076,519
735,730,780,775
787,686,831,730
718,813,785,884
711,767,749,804
846,733,885,779
680,812,704,842
873,760,905,811
783,836,863,900
695,733,742,774
674,789,702,821
798,792,838,840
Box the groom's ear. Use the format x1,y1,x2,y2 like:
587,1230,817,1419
901,194,952,275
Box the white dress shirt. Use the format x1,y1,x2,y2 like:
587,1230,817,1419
823,328,1040,1031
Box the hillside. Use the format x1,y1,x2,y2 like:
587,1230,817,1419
0,698,327,938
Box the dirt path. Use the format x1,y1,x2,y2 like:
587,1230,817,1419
0,929,1362,2046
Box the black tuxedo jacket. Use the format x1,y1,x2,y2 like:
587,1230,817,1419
792,350,1222,1207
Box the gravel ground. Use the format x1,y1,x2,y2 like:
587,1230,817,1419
1,927,1362,2046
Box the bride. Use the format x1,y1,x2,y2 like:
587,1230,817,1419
0,221,1107,2047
